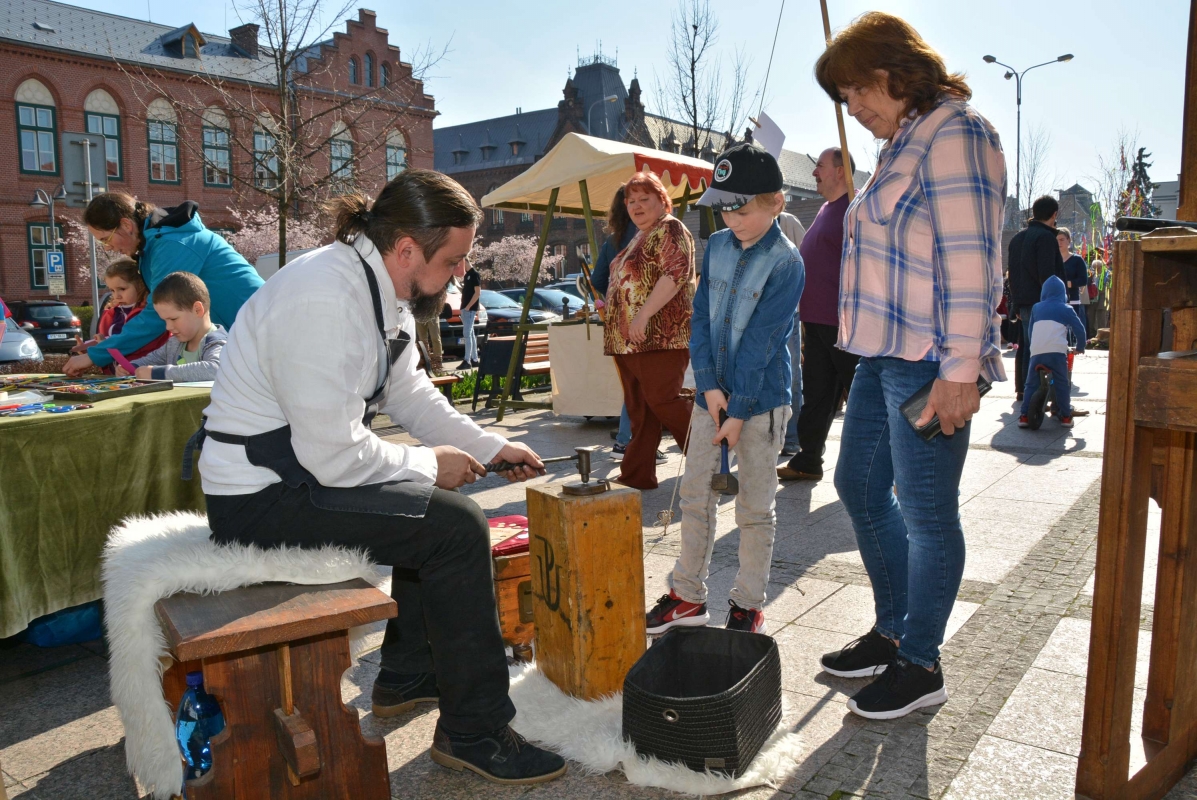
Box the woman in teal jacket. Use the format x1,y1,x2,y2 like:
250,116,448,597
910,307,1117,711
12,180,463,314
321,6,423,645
63,192,264,376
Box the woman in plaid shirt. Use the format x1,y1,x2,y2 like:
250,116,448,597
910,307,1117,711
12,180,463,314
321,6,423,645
811,12,1007,721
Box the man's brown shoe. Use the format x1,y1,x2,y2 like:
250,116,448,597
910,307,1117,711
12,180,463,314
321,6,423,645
777,466,822,481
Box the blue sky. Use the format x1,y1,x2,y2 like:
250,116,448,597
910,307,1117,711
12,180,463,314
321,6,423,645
75,0,1189,195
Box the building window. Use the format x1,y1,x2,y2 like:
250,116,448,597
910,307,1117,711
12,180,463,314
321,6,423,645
491,209,504,228
148,119,179,183
331,133,353,185
348,57,359,85
520,213,533,224
85,113,121,179
18,103,57,174
364,53,375,87
576,242,591,263
552,244,567,259
254,130,278,189
27,223,62,290
380,62,390,87
386,131,407,181
203,126,231,186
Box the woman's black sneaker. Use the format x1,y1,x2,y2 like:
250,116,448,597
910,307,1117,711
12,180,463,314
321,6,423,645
430,722,567,784
820,629,898,678
371,670,439,717
847,656,948,719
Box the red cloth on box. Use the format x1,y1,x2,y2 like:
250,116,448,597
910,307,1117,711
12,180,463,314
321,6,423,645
489,515,530,557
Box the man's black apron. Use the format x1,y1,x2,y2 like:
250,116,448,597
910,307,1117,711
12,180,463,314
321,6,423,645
182,249,434,518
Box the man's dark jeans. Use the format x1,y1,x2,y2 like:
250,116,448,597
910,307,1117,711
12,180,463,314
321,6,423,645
206,483,515,735
787,322,860,474
1015,305,1035,394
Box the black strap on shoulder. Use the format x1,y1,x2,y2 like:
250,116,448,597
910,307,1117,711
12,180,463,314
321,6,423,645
354,250,388,338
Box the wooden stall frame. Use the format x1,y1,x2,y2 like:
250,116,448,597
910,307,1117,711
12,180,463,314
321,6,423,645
1077,6,1197,797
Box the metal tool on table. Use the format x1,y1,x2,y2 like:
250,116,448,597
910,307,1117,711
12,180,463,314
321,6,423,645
711,410,739,495
487,445,608,496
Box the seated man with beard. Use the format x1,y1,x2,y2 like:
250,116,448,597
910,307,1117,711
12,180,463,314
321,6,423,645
192,170,566,785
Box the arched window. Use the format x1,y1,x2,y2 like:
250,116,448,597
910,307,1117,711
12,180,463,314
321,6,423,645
146,98,179,183
330,121,353,187
254,114,279,189
16,78,57,174
348,57,360,85
386,130,406,181
84,89,121,179
380,62,390,87
364,53,375,87
201,107,231,187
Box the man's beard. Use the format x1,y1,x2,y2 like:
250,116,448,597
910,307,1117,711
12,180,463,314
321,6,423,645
409,278,449,324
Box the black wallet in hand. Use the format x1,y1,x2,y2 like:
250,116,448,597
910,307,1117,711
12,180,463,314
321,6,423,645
898,376,992,440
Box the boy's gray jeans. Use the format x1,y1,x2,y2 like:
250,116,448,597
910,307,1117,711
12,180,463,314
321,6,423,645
670,403,790,611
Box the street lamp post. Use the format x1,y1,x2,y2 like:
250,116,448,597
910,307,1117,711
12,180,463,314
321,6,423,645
982,53,1074,213
587,95,619,137
30,185,69,297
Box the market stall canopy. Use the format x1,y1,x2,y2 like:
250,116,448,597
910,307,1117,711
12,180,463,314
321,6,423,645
481,133,714,218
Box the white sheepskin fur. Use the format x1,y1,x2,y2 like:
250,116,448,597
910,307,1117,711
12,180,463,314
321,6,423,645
101,512,380,800
508,663,807,795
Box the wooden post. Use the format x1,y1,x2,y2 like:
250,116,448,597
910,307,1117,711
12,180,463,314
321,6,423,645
819,0,855,197
674,184,693,221
496,187,558,422
527,483,646,700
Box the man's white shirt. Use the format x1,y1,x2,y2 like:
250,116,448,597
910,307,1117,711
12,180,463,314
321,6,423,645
198,235,507,496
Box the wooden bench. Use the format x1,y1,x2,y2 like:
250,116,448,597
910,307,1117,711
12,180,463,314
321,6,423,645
472,333,553,411
416,340,460,401
157,580,396,799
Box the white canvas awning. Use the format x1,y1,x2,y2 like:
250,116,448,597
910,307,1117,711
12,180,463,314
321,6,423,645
480,133,714,218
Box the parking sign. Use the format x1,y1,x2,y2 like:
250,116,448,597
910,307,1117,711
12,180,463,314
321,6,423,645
47,250,66,295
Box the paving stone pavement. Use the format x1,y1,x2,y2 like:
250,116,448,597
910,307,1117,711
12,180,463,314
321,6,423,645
4,349,1197,799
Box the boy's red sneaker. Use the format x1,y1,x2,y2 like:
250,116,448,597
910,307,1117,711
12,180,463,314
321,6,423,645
1018,415,1029,428
1060,416,1074,428
645,590,709,635
725,601,765,633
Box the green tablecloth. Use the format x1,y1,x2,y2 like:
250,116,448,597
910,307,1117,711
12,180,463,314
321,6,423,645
0,387,210,638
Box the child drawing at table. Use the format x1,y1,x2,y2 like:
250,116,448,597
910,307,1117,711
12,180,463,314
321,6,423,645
116,272,227,383
72,258,169,367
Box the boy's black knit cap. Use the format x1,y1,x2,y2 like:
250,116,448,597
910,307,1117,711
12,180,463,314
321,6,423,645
697,142,784,211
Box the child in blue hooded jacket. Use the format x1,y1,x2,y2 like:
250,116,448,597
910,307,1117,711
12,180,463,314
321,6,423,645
1019,275,1086,428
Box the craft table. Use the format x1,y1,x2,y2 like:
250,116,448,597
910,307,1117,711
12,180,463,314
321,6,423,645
0,386,210,638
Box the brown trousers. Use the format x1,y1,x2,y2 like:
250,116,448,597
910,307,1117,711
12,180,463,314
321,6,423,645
614,349,693,490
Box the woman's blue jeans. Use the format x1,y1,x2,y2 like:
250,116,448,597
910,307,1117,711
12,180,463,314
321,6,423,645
833,357,970,669
616,403,633,447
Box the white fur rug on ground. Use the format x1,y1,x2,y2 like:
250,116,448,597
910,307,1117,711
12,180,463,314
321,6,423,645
102,512,379,800
507,662,806,795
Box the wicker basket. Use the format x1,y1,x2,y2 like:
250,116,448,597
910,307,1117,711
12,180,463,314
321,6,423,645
622,627,782,777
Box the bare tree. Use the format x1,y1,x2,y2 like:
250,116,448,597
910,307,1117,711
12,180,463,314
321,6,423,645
115,0,448,266
653,0,752,158
1019,123,1057,212
1086,127,1139,235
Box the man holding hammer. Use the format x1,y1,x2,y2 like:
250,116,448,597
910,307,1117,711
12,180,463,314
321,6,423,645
192,170,565,785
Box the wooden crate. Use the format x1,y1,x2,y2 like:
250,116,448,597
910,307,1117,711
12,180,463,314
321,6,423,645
494,551,534,657
527,483,646,700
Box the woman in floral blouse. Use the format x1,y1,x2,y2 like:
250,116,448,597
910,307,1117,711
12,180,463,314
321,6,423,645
603,171,696,489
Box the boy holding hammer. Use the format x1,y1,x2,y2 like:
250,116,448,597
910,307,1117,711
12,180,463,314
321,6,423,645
645,144,805,635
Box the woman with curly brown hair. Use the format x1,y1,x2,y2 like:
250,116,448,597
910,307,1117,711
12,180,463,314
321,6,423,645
603,171,696,489
811,12,1007,720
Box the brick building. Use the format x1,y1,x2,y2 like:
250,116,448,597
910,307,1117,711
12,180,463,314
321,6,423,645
435,53,868,277
0,0,434,304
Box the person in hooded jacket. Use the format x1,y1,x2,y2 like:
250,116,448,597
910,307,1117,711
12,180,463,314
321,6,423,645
62,192,264,377
1018,275,1087,428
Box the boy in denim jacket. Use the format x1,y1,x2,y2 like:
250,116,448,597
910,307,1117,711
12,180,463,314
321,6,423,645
645,143,805,634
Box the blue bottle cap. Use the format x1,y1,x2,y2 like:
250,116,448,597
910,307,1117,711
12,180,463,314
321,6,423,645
185,671,205,687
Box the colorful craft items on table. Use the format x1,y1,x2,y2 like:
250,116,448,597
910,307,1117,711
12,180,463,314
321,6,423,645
16,376,174,402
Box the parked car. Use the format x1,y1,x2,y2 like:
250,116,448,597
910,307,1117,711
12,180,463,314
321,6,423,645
478,290,558,335
545,279,602,309
499,287,584,318
10,301,82,353
438,281,488,357
0,317,44,363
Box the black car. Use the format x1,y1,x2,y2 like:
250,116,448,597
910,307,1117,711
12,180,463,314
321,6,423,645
11,301,82,353
479,290,557,335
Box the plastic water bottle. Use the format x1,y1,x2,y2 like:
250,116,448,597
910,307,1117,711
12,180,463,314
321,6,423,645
175,671,225,780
